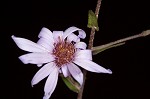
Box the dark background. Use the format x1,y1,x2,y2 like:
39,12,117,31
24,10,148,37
1,0,150,99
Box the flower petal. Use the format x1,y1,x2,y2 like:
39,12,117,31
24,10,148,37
19,52,55,65
52,31,63,41
63,26,86,39
78,29,86,39
67,33,80,42
44,67,59,99
61,65,70,77
37,64,43,67
31,62,56,86
11,35,47,52
37,38,54,52
43,95,49,99
75,50,92,60
68,63,83,85
73,59,112,74
38,27,54,44
74,42,87,50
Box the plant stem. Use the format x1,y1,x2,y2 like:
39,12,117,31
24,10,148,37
77,0,102,99
92,29,150,51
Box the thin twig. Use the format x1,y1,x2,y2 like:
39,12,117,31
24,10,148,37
77,0,102,99
92,29,150,51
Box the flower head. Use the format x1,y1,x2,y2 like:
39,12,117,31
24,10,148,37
12,26,112,99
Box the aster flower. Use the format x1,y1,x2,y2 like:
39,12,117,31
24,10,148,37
12,26,112,99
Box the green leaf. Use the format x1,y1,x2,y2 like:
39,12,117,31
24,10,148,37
92,42,125,55
87,10,99,31
60,74,81,93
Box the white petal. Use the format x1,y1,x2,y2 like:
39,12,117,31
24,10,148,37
68,63,83,85
74,42,87,50
44,67,59,99
37,38,54,52
19,52,55,65
38,27,54,44
73,59,112,74
78,29,86,39
75,50,92,60
63,26,86,39
59,69,62,73
37,64,43,67
11,35,47,52
67,33,80,42
31,62,56,86
61,65,69,77
43,95,49,99
52,31,63,41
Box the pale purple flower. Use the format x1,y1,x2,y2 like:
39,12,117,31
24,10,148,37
12,26,112,99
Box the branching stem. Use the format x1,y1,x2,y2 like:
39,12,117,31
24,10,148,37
77,0,102,99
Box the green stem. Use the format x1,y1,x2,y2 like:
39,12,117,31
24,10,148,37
77,0,102,99
92,29,150,52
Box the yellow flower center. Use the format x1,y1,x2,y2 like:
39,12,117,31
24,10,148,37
52,40,76,67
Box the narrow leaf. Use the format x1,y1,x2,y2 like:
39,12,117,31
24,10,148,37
60,74,81,93
87,10,99,31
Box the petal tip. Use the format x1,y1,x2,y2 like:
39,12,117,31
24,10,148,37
11,35,16,40
31,84,34,87
41,27,50,32
78,30,86,39
107,69,112,74
31,80,36,87
11,35,14,38
79,73,83,85
18,56,27,64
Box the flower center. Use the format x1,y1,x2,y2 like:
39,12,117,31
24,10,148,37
52,40,76,67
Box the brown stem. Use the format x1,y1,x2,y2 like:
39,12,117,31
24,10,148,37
77,0,102,99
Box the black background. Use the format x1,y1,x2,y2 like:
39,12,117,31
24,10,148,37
1,0,150,99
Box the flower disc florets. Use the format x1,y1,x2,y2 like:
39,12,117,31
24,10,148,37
53,39,76,67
